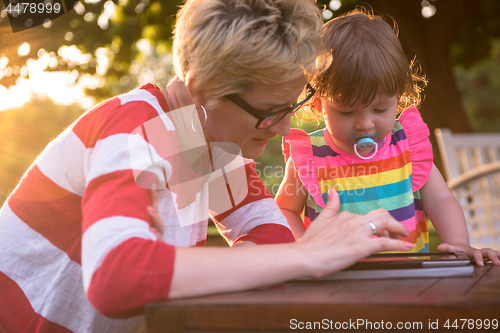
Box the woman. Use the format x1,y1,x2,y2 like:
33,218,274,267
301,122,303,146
0,0,411,332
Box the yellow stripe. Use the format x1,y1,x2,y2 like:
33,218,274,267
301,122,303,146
310,135,327,146
383,232,429,254
318,162,412,192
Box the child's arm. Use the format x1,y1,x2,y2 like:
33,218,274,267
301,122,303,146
275,159,308,240
420,163,500,266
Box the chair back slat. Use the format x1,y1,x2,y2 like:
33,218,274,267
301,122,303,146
434,128,500,249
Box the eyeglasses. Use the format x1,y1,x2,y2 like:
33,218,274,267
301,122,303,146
225,83,316,129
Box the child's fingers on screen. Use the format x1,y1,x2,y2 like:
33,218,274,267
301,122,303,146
472,249,485,266
436,243,454,253
481,248,500,265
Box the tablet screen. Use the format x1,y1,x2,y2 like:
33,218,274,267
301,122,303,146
348,252,471,270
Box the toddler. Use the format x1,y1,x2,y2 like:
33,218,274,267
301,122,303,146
276,9,500,264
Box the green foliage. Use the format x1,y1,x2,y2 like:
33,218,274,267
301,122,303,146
3,0,500,199
0,99,84,203
427,217,441,252
254,118,325,196
0,0,182,99
451,0,500,68
455,39,500,132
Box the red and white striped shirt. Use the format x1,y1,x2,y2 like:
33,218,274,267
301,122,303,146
0,84,293,333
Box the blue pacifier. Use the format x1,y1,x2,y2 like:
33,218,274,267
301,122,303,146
356,137,376,150
349,134,381,160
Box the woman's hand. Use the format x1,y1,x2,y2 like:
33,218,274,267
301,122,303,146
296,189,413,279
147,187,164,241
167,189,415,298
437,243,500,266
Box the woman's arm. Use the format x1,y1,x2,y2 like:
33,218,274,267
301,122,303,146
275,159,308,239
163,190,413,299
420,163,500,265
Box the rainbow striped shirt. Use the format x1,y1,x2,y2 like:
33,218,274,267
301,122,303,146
283,107,433,252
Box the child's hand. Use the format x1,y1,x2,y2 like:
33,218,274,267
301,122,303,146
437,243,500,266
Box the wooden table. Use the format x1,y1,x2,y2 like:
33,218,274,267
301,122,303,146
146,265,500,332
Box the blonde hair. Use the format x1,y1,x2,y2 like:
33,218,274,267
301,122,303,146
303,7,427,120
173,0,330,107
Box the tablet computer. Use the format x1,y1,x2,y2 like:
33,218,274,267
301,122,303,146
297,252,474,281
346,251,471,270
305,252,474,280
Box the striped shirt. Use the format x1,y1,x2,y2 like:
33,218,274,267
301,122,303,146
283,106,433,252
0,84,293,333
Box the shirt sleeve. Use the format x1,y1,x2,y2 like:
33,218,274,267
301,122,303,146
283,128,325,208
78,88,177,318
398,106,434,192
210,162,295,246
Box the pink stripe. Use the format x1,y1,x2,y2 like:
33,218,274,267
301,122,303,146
86,238,175,318
397,210,426,233
398,107,433,191
82,169,152,233
398,216,417,233
415,210,426,224
234,224,294,245
140,83,170,112
320,128,409,166
283,129,325,208
73,91,164,149
0,272,73,333
8,164,83,264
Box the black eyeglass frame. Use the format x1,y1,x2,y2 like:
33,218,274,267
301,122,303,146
225,83,316,129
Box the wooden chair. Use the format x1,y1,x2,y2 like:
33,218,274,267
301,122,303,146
435,128,500,250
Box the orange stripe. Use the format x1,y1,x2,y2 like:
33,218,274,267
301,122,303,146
317,150,411,181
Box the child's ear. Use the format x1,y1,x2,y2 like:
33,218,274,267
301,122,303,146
312,96,322,112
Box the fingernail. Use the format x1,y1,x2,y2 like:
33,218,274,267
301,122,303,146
404,241,413,249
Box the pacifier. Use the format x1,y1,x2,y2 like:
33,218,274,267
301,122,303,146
349,134,382,160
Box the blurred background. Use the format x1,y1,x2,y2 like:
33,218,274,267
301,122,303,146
1,0,500,247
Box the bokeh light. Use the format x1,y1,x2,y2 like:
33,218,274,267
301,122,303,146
421,1,436,18
329,0,341,11
322,9,333,20
18,43,31,57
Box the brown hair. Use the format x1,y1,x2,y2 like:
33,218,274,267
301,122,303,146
303,7,426,119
